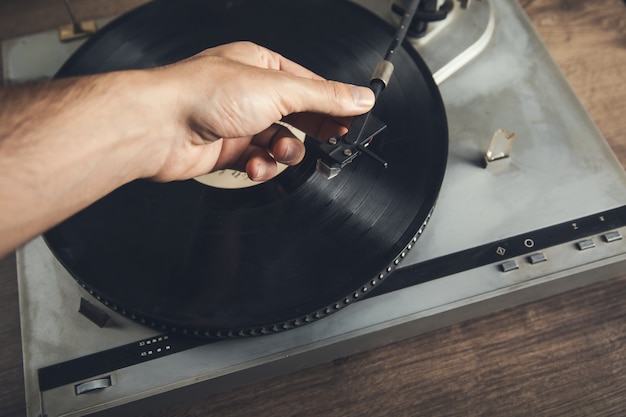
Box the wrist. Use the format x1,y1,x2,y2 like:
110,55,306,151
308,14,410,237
98,69,177,182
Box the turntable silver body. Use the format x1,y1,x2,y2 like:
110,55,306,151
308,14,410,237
5,1,626,416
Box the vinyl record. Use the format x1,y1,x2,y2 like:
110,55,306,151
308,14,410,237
45,0,448,338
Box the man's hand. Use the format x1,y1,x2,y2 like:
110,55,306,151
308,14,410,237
0,41,374,256
141,41,375,181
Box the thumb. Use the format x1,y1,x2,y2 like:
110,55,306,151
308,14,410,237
283,77,376,117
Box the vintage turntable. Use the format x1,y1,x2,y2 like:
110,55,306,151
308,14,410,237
2,0,626,416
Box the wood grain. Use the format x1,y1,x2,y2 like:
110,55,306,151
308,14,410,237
520,0,626,170
0,0,149,41
0,1,625,416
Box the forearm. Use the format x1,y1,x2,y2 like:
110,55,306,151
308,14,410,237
0,42,375,258
0,72,159,257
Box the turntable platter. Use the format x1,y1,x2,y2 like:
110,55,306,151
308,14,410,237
44,0,448,338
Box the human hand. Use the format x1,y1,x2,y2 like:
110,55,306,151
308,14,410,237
139,41,376,182
0,41,375,256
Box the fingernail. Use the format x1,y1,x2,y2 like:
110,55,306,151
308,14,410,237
351,85,375,108
251,162,265,180
282,142,299,163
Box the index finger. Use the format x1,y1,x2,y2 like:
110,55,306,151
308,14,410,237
207,42,325,80
277,55,325,81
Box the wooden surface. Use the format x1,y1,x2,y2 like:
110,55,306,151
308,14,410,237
0,0,625,416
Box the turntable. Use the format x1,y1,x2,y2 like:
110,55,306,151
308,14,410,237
3,0,626,416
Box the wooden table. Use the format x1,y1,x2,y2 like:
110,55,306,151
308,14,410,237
1,1,625,416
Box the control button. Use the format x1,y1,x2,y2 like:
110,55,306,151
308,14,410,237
75,376,112,395
500,260,519,272
529,252,547,264
576,239,596,251
603,231,623,243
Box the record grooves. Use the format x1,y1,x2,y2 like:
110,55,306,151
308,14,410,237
44,0,448,338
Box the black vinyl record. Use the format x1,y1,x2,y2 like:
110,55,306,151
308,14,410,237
45,0,448,338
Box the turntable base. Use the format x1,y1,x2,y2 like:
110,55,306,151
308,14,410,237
3,0,623,416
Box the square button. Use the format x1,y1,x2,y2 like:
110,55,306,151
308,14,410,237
576,239,595,251
603,231,623,243
501,260,519,272
529,252,547,264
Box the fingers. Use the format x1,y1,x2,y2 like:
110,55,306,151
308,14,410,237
245,149,278,181
203,41,324,81
247,124,305,181
151,42,376,183
251,123,305,164
275,76,375,121
204,42,376,118
219,123,305,181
